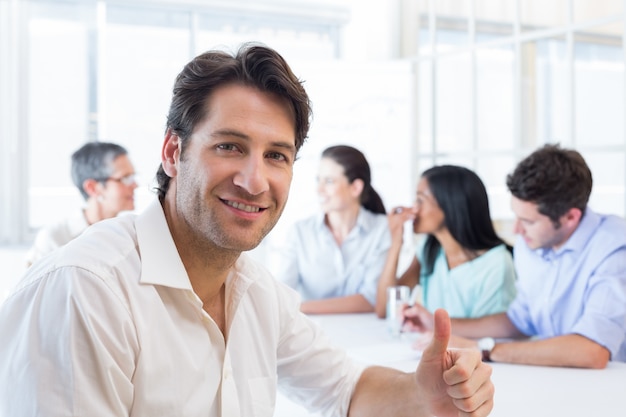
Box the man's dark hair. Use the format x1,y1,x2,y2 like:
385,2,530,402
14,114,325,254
71,141,128,200
506,144,592,226
155,43,312,199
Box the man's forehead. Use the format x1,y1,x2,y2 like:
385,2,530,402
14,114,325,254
511,196,541,216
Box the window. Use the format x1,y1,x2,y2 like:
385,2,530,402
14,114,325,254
0,0,345,245
413,0,625,237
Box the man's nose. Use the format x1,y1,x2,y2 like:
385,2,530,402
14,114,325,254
233,157,270,196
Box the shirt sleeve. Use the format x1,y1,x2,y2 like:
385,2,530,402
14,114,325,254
0,267,139,417
275,282,364,417
571,248,626,359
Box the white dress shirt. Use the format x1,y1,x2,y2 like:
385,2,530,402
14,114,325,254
275,208,391,305
0,199,364,417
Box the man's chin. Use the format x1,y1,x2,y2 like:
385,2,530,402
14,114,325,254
524,240,540,250
239,241,262,252
228,233,269,253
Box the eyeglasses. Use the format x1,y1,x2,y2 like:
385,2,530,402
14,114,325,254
96,174,137,186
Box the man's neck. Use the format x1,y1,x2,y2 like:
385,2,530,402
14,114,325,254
183,248,236,338
83,200,105,225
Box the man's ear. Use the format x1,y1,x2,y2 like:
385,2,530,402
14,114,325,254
162,129,181,177
561,207,582,229
82,178,101,199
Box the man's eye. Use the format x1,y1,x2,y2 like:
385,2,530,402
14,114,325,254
267,152,287,162
217,144,237,151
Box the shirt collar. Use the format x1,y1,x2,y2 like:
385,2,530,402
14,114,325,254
135,198,193,290
135,198,261,301
539,208,600,258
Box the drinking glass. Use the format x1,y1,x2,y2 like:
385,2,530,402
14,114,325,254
386,285,410,337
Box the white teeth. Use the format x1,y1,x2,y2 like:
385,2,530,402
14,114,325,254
226,201,260,213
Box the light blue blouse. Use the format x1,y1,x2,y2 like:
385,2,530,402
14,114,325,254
418,243,517,318
275,208,390,306
508,209,626,362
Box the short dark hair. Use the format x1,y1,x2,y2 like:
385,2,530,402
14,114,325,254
321,145,386,214
506,144,592,225
71,141,128,200
421,165,505,275
155,43,312,199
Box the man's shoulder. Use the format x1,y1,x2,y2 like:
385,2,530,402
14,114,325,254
12,215,141,303
590,212,626,245
598,212,626,228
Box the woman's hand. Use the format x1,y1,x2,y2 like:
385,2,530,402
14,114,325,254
402,303,434,333
387,206,415,242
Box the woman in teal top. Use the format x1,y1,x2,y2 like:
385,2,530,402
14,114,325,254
375,165,516,319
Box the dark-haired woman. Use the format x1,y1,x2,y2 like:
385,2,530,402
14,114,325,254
375,165,516,319
276,145,390,314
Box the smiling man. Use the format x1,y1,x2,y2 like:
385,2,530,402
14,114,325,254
403,144,626,369
0,44,493,417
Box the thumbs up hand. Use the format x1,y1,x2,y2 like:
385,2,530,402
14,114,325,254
415,309,494,417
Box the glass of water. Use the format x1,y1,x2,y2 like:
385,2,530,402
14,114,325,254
386,285,411,337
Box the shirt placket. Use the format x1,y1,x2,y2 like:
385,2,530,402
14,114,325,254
188,288,242,417
542,253,561,335
220,351,241,417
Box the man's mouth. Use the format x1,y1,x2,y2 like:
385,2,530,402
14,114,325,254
225,200,262,213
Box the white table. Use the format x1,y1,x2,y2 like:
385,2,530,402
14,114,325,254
275,313,626,417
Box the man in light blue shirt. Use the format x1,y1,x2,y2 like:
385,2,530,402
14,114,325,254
403,144,626,368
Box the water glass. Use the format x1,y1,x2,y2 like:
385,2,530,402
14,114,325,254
386,285,410,337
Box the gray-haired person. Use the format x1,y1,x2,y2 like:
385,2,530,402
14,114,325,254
25,141,137,266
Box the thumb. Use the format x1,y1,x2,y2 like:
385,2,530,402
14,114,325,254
422,308,451,359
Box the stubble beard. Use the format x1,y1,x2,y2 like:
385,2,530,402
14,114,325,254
184,190,286,253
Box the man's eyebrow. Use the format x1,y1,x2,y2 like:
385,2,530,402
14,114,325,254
212,128,248,139
271,140,297,155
